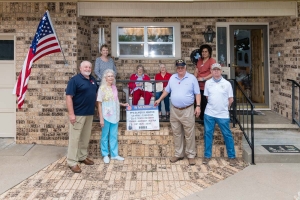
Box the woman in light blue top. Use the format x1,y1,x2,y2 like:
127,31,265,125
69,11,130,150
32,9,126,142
94,44,117,82
97,69,128,164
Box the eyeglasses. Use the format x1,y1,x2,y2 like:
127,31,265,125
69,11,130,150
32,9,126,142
177,66,185,70
176,59,184,64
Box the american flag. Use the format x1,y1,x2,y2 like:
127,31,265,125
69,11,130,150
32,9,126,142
13,11,62,109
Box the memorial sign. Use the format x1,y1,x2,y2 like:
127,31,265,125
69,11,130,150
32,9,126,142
126,105,159,131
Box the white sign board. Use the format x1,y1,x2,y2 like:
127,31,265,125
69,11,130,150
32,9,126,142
126,105,159,131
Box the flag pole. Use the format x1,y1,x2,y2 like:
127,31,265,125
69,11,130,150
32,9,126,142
46,10,68,65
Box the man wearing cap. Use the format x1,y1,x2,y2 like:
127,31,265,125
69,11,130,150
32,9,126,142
202,63,237,166
154,59,200,165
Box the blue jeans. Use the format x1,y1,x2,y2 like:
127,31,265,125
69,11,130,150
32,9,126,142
101,119,119,157
155,92,170,113
204,114,236,159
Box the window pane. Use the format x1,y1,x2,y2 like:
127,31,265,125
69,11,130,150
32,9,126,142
148,44,173,56
147,27,173,42
118,27,144,42
120,44,144,55
217,27,227,67
0,40,14,60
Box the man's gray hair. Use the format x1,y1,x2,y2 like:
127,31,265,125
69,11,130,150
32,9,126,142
80,60,92,68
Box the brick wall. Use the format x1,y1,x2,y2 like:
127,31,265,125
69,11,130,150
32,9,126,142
269,6,300,119
0,2,78,145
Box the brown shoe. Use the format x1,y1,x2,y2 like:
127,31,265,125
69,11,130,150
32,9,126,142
188,158,196,165
229,158,237,166
170,156,184,163
202,157,211,164
69,165,81,173
79,158,94,165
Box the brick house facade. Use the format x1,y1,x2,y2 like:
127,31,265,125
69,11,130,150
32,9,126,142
0,2,298,145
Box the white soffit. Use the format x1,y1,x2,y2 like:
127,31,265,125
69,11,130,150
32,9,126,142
78,1,297,17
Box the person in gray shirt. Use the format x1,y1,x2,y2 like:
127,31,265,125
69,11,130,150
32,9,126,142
94,44,117,82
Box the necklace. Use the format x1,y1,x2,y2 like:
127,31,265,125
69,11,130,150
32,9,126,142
201,58,209,67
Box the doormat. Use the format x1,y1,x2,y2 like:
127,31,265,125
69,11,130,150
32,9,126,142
262,145,300,153
235,110,264,115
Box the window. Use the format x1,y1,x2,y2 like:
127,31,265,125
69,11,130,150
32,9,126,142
111,22,181,59
0,40,14,60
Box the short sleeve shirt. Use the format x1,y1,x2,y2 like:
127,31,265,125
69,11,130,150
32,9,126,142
154,72,172,87
204,77,233,118
165,72,200,108
66,73,98,115
196,58,216,90
97,85,120,124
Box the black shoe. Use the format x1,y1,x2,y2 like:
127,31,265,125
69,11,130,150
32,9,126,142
159,113,162,120
166,113,170,119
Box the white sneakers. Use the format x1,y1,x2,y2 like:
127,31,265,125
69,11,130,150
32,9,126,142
103,156,110,164
111,156,125,161
103,155,124,163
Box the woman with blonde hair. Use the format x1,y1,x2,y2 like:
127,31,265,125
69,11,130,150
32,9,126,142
97,69,128,164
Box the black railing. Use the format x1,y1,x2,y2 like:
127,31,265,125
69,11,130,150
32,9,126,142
229,79,255,165
287,79,300,127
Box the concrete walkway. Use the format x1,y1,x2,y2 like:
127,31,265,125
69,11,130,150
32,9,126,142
0,138,67,195
182,163,300,200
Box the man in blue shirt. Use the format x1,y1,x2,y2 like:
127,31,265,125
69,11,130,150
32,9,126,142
155,59,201,165
66,61,98,173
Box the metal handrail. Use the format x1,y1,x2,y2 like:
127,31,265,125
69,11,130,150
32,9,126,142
229,79,255,165
287,79,300,127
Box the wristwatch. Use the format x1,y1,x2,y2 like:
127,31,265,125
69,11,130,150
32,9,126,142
196,105,200,107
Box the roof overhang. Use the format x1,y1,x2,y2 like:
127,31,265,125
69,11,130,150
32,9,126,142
78,1,297,17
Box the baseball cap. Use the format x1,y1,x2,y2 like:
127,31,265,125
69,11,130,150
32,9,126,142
175,59,186,67
211,63,222,70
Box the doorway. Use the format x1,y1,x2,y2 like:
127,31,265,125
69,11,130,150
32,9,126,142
0,35,16,138
229,25,269,108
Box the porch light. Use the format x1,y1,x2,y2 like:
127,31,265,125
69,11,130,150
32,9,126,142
202,26,215,43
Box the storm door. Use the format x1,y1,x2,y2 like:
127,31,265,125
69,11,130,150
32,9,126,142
229,25,269,108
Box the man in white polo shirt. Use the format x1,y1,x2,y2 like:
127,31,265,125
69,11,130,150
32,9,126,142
202,63,237,166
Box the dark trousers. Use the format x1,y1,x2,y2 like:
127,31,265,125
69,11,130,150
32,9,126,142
200,90,207,120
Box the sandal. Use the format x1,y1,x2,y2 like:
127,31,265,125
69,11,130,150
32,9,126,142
166,113,170,119
159,113,162,120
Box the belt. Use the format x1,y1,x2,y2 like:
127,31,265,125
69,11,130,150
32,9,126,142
173,103,194,110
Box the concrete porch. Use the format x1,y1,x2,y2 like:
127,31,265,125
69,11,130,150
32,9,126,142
242,110,300,163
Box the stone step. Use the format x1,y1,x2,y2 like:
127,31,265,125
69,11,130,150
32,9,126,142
253,124,299,129
243,129,300,163
243,145,300,163
89,122,244,158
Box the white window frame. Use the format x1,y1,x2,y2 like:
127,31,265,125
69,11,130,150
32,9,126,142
111,22,181,59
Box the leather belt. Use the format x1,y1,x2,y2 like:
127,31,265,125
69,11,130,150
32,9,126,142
173,103,194,110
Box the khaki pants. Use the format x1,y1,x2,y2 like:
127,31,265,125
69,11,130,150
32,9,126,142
170,105,196,158
67,115,93,167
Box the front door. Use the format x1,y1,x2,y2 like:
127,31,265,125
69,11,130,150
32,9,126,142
229,25,269,108
251,29,264,103
0,35,16,138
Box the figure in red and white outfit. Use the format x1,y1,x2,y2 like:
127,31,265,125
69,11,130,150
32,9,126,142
128,65,152,105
